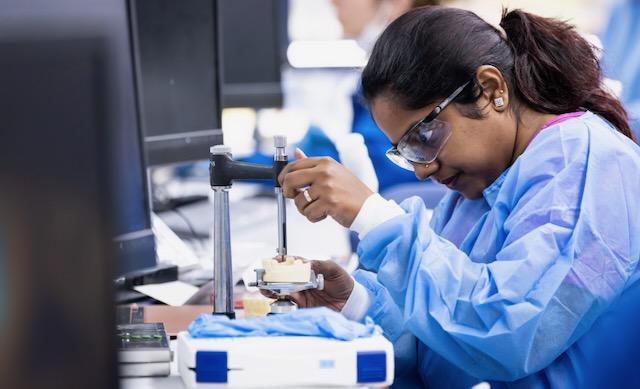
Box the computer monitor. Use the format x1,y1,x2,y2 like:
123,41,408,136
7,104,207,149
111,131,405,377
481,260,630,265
130,0,287,167
0,33,118,389
219,0,288,109
130,0,224,166
0,0,157,276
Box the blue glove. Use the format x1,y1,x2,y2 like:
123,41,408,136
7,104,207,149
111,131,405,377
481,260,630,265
188,307,380,341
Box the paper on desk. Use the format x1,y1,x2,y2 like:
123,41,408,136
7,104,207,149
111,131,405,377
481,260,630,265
133,281,199,306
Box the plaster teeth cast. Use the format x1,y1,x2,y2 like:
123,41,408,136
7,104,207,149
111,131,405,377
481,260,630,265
262,256,311,283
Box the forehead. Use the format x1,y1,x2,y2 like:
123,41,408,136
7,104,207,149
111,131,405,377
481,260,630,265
370,96,435,142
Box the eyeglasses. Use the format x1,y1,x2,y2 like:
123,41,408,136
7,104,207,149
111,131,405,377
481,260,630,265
386,80,470,171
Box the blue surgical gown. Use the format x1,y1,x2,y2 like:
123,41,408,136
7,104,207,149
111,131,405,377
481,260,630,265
354,111,640,388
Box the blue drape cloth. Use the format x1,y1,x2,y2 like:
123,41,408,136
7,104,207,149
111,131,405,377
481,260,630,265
189,307,380,341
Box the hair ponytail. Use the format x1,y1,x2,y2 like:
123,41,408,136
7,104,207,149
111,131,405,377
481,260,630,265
500,9,634,141
363,7,634,141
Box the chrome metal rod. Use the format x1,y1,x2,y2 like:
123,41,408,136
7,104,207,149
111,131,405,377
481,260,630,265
212,187,233,315
274,135,288,259
275,188,287,259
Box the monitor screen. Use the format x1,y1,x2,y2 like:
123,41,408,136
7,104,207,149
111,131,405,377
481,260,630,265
131,0,224,166
130,0,287,165
219,0,288,108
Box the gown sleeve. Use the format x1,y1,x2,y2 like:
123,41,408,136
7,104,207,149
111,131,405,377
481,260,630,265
357,121,640,380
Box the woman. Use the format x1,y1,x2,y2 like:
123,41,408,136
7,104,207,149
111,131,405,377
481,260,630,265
277,6,640,388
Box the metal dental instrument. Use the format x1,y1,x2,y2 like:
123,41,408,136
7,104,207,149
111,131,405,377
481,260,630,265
274,135,288,261
209,136,288,318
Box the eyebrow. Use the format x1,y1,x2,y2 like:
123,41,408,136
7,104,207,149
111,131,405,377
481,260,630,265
391,120,420,148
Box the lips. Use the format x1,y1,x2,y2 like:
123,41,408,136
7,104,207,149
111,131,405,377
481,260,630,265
440,173,460,187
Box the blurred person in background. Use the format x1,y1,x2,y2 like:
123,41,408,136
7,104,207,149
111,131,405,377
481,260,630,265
601,0,640,139
277,6,640,388
332,0,440,52
295,0,443,194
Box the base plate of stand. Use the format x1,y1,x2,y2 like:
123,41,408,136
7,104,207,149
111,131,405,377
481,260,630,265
268,298,298,314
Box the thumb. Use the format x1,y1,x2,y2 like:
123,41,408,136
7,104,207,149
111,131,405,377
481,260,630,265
310,259,340,279
295,148,308,159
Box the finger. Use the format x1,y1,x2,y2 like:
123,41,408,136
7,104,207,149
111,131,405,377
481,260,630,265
278,155,334,187
293,190,311,213
302,199,328,223
309,259,342,279
293,184,318,210
307,260,331,279
309,259,329,274
295,148,307,159
259,289,278,300
288,291,308,307
282,156,331,175
309,260,322,274
279,156,321,178
282,169,318,197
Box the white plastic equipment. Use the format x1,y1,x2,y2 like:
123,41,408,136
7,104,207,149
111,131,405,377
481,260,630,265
177,332,394,388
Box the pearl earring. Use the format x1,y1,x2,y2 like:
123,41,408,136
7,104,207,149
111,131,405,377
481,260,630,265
494,96,505,107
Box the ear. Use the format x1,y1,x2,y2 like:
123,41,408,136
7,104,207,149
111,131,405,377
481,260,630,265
475,65,509,112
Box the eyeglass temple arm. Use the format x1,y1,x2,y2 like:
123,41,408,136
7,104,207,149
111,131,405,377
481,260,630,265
424,80,472,123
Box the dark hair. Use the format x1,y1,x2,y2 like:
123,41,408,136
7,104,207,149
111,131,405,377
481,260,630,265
361,6,635,141
411,0,440,6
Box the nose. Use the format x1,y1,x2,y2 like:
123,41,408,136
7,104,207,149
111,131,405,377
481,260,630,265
412,161,439,181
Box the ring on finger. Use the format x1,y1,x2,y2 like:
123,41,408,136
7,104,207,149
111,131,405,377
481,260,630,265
302,188,313,203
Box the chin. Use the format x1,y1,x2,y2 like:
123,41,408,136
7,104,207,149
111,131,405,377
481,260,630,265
459,190,483,200
456,181,485,200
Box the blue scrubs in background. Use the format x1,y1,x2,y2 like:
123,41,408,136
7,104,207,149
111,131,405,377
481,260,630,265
297,92,416,193
350,93,416,191
601,0,640,139
353,112,640,387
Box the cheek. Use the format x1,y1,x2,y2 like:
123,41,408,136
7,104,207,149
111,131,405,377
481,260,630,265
439,132,510,191
445,124,511,172
438,135,488,173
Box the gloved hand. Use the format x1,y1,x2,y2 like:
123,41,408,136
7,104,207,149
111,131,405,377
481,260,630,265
261,259,353,312
278,149,374,228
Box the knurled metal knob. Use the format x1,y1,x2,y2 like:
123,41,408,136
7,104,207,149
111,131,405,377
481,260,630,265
273,135,287,148
210,145,232,155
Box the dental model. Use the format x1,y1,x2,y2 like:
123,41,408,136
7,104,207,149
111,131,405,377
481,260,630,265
243,294,274,317
262,256,311,283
